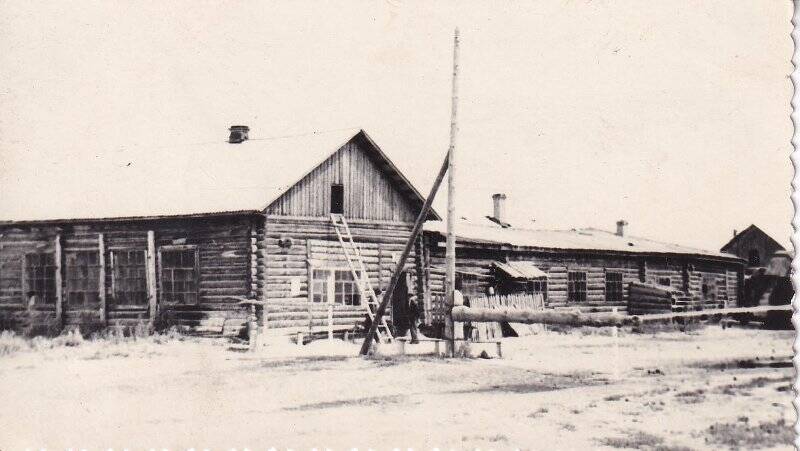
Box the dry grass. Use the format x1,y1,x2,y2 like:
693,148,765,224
703,418,793,450
0,327,186,358
597,431,666,449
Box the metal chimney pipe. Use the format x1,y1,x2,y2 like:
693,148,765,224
616,220,628,237
492,193,507,224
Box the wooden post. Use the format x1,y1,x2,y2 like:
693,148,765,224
306,240,313,334
146,231,157,322
262,212,270,333
397,339,406,355
54,233,63,327
327,303,334,341
423,234,432,325
611,306,619,379
248,304,258,351
378,246,384,291
98,233,106,324
444,28,460,357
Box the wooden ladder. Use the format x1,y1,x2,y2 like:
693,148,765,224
330,213,393,342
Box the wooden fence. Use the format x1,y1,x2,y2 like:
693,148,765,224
427,293,546,340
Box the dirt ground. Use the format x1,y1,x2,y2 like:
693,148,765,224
0,325,794,450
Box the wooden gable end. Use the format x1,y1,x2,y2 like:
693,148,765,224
266,136,419,222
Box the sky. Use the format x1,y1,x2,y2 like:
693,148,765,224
0,1,794,251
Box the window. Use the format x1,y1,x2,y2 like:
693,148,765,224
24,253,57,304
748,249,760,267
330,184,344,214
658,277,671,287
605,272,623,303
458,273,483,298
65,251,101,307
526,278,548,300
311,268,361,306
111,249,148,306
567,271,587,303
160,247,198,304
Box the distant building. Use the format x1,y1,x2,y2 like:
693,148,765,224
720,225,786,273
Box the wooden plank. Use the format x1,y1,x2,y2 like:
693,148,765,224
147,231,157,321
98,233,106,323
54,233,63,327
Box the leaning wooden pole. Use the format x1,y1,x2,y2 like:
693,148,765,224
444,28,460,357
358,152,450,355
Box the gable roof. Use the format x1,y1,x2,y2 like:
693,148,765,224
0,128,440,223
425,217,741,262
720,224,785,253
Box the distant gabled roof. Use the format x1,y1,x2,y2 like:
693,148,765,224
720,224,785,253
0,128,439,223
425,217,741,261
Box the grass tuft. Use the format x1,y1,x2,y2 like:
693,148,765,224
705,418,792,449
597,431,664,449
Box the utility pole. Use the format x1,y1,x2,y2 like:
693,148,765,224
444,28,460,357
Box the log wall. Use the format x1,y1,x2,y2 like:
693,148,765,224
0,215,258,335
422,234,743,319
260,216,418,333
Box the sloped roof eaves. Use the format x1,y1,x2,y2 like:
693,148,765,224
356,131,442,221
0,209,264,227
425,228,744,264
2,128,440,224
258,131,362,212
493,261,548,279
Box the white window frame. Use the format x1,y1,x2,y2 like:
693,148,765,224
309,266,362,306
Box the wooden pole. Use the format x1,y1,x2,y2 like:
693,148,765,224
98,233,106,324
444,28,460,357
54,233,63,328
358,152,450,355
327,303,334,341
146,231,157,323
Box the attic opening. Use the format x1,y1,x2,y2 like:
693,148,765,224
330,184,344,214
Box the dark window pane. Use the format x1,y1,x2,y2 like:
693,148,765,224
331,184,344,214
160,249,198,305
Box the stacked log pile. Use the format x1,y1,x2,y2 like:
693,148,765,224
627,282,723,316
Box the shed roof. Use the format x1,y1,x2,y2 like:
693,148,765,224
493,261,548,279
425,217,740,261
1,129,439,223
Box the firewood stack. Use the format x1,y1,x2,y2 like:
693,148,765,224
627,282,723,316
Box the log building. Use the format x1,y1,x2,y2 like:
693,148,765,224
0,128,438,336
420,194,745,317
721,224,786,274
